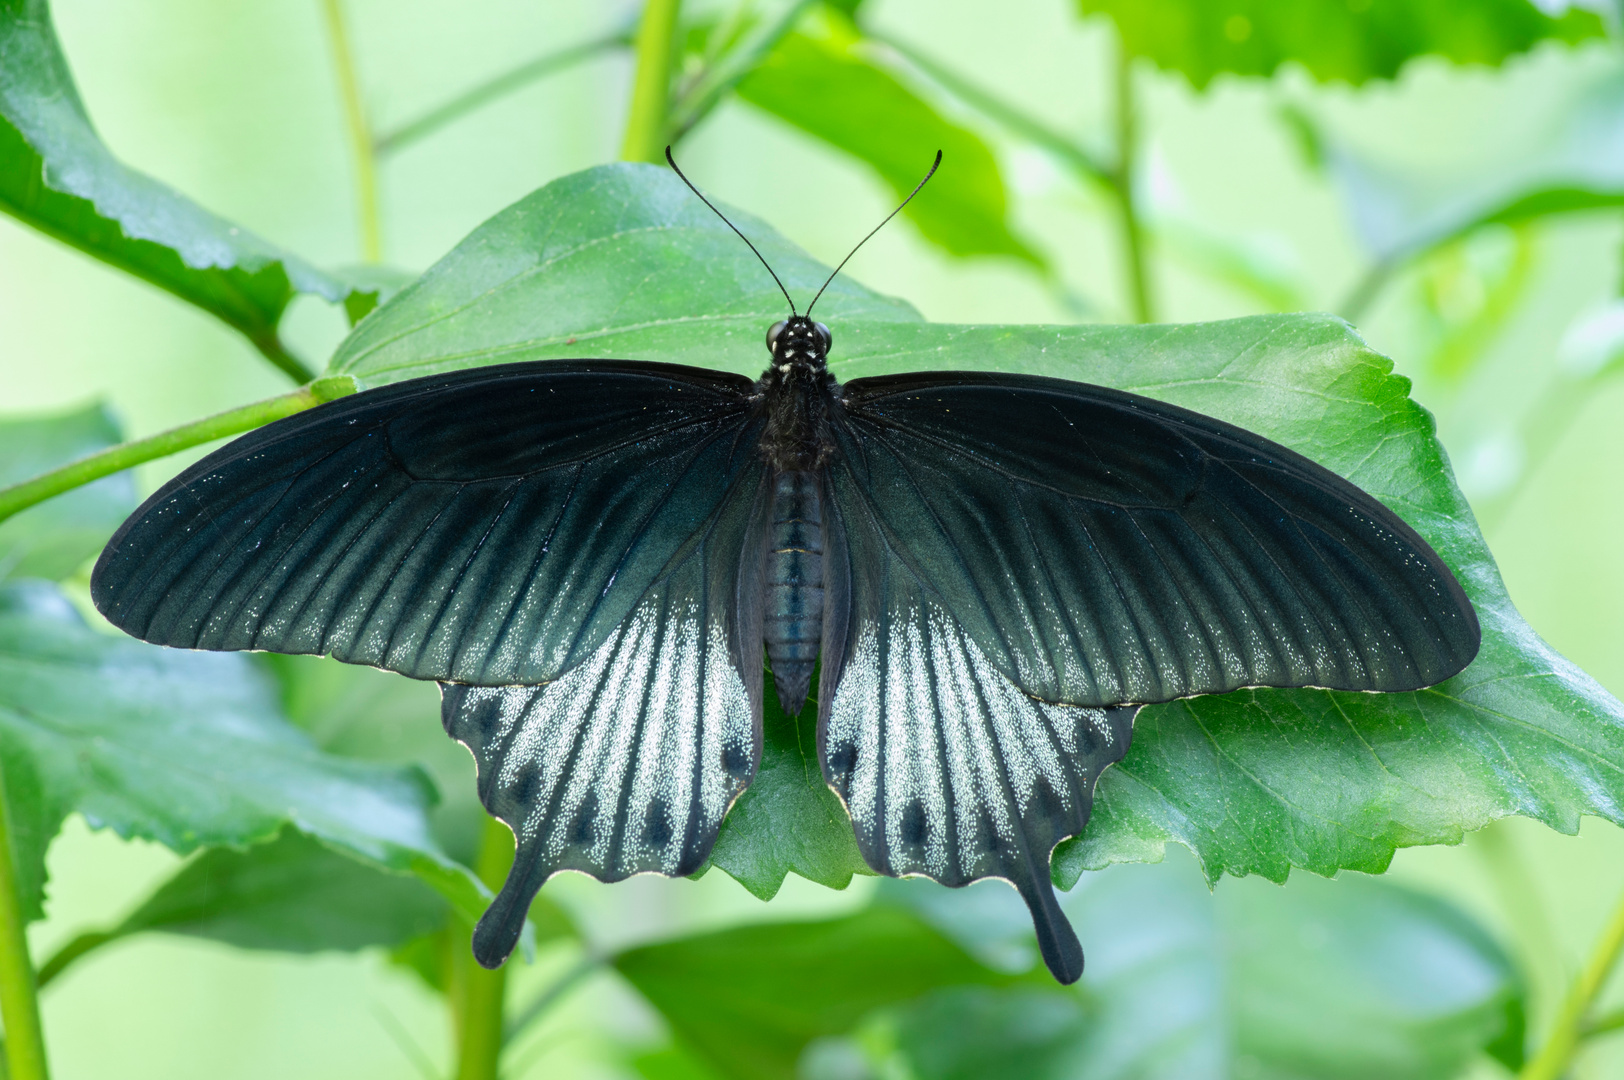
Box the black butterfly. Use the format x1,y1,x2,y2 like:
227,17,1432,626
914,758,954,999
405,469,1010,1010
90,155,1479,985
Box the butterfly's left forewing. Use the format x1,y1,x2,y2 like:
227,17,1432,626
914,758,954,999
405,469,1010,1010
444,453,771,968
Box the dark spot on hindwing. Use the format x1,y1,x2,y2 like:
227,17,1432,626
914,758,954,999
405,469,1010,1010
510,762,541,807
974,808,1002,855
900,799,928,846
570,790,598,846
1030,776,1067,828
457,692,502,748
826,740,856,778
643,798,673,848
721,740,751,777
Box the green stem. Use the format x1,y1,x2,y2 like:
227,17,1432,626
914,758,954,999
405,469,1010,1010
33,931,118,993
453,816,515,1080
1520,877,1624,1080
667,0,816,142
1112,38,1152,324
871,31,1112,185
620,0,682,162
0,376,359,527
250,331,318,385
321,0,382,262
375,32,631,155
1584,1006,1624,1039
1338,259,1394,323
504,955,596,1042
0,758,48,1080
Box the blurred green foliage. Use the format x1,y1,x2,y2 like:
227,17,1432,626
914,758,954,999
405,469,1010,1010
3,0,1624,1079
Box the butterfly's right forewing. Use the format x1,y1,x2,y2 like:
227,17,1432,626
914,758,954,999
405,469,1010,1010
92,361,765,688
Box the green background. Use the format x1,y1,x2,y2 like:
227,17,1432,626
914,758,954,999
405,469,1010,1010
4,1,1624,1077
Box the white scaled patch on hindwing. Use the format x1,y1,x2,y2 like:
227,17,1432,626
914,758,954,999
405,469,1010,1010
828,601,1122,887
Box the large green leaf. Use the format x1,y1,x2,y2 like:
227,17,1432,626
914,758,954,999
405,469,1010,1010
0,580,484,922
326,163,1624,894
735,19,1041,267
613,906,1022,1080
114,826,448,953
0,0,373,376
329,162,919,384
0,404,134,581
872,853,1521,1079
1079,0,1604,89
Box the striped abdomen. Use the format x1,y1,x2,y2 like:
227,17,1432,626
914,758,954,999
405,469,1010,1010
764,469,824,714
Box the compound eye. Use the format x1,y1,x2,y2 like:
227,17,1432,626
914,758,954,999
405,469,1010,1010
813,321,832,351
766,320,789,353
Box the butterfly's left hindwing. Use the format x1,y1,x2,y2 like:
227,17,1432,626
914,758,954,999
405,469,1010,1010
818,469,1137,985
444,457,771,968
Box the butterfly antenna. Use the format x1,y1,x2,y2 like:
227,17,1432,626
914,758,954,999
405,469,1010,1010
806,149,942,317
665,145,799,316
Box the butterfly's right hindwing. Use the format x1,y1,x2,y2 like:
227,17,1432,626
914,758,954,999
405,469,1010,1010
92,361,764,687
442,453,771,968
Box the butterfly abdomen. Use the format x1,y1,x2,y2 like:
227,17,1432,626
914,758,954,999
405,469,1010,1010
764,468,824,715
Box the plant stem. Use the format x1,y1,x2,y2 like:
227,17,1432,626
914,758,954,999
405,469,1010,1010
620,0,682,162
1520,876,1624,1080
33,931,118,992
321,0,382,262
0,376,359,527
375,32,631,155
871,31,1112,186
453,816,515,1080
1112,38,1152,324
667,0,816,142
1338,259,1394,323
1584,1006,1624,1039
250,330,318,384
0,759,48,1080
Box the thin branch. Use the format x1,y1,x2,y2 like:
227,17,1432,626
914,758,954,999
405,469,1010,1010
1584,1006,1624,1039
452,816,513,1080
0,759,49,1080
1112,38,1152,323
620,0,684,163
869,30,1111,185
249,329,317,384
1520,877,1624,1080
0,376,360,527
34,930,119,992
668,0,817,142
1337,259,1395,323
504,955,598,1043
375,31,632,155
321,0,382,262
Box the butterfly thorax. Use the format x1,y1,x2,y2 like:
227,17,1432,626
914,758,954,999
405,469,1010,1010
756,315,837,713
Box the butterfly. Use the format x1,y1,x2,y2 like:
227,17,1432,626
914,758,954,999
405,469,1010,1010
90,152,1480,985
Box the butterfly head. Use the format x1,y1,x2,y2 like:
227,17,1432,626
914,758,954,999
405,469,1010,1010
767,315,832,372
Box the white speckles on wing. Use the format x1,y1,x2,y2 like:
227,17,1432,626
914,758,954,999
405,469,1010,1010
827,600,1132,889
446,592,754,885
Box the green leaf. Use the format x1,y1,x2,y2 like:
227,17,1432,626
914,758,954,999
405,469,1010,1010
736,21,1041,267
329,162,919,385
328,163,1624,891
1299,71,1624,270
878,854,1522,1079
0,0,375,378
0,580,484,922
1079,0,1605,89
116,826,448,953
630,1045,729,1080
612,906,1021,1080
0,404,134,581
706,672,871,899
